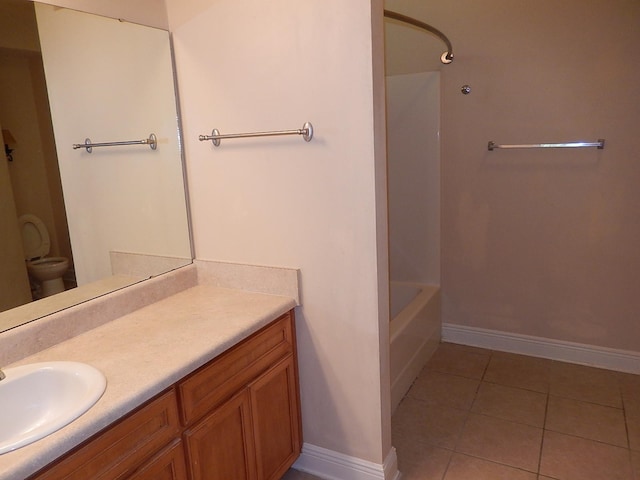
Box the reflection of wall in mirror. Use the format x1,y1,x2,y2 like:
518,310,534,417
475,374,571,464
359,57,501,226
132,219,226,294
0,50,71,259
34,0,168,29
36,4,190,286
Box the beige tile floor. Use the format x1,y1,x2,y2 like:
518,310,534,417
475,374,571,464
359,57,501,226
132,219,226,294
394,342,640,480
282,469,322,479
283,342,640,480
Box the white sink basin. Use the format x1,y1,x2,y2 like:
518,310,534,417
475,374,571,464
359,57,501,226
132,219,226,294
0,361,106,454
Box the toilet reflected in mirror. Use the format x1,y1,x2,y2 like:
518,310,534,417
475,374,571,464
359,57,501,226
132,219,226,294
19,214,70,299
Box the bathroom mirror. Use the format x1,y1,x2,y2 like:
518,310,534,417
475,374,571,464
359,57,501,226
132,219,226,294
0,0,192,332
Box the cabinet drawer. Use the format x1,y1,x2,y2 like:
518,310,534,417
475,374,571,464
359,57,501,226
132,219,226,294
127,439,187,480
178,311,294,425
31,389,181,480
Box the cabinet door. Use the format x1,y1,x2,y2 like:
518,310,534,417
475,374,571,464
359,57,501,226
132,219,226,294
249,355,302,480
184,390,257,480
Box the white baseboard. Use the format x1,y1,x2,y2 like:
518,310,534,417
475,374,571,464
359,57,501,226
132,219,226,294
292,443,401,480
442,323,640,374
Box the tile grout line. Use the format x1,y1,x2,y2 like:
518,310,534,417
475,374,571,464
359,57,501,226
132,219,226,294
621,387,639,479
436,349,493,479
466,347,548,476
622,384,633,450
438,449,453,480
537,388,551,476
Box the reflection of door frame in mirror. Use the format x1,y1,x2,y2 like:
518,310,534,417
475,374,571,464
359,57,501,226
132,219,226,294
0,1,193,333
0,126,33,312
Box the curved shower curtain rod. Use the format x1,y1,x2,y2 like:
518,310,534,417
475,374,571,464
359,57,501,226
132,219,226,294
384,9,454,64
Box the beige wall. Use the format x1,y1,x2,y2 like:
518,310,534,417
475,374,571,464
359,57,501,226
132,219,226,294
167,0,391,466
386,71,440,285
386,0,640,352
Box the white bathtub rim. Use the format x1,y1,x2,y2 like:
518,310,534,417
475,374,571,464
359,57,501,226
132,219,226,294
390,283,439,343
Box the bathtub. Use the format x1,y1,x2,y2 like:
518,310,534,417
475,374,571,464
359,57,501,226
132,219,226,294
389,281,441,413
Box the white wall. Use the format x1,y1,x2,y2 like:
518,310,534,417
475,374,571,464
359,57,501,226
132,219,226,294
167,0,392,469
386,72,440,285
36,4,190,285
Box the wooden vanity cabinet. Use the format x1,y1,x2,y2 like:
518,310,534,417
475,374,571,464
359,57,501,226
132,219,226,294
180,311,302,480
28,310,300,480
28,389,184,480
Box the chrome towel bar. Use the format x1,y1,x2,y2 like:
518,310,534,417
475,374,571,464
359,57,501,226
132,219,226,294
488,139,605,151
73,134,157,153
199,122,313,147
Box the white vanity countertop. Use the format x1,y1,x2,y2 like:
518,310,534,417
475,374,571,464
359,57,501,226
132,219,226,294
0,284,297,480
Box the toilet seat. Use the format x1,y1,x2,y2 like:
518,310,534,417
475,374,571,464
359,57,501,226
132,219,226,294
18,214,51,261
